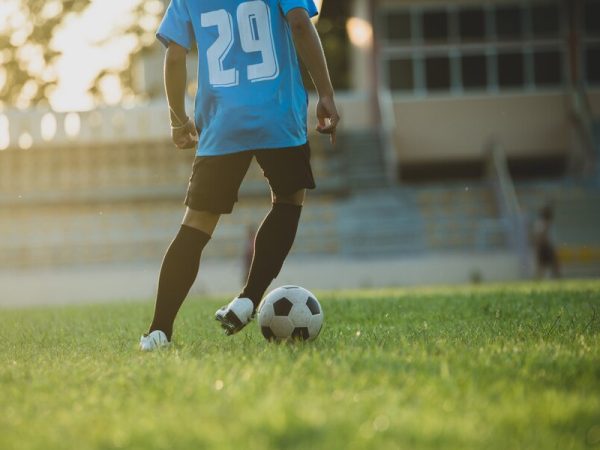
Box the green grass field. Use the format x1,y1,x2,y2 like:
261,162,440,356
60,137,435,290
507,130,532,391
1,281,600,450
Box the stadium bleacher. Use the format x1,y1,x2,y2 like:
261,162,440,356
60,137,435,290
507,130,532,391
413,184,504,251
0,136,346,268
1,129,600,279
336,131,389,191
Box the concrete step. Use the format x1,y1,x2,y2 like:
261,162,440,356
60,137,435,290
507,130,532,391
337,131,388,192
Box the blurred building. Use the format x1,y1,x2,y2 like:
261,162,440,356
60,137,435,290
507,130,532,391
1,0,599,286
347,0,600,181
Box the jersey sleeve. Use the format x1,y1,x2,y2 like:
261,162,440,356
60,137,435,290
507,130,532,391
279,0,319,18
156,0,194,50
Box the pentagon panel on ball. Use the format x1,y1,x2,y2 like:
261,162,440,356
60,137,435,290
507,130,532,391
258,286,324,341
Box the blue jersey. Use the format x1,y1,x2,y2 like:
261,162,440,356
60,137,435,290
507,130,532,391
157,0,318,156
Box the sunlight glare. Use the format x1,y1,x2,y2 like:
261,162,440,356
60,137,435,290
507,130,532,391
17,44,45,74
41,1,64,20
0,66,6,92
99,74,123,106
50,0,142,111
21,80,39,102
140,14,160,32
18,132,33,150
346,17,373,49
0,1,19,34
143,0,164,16
8,7,26,29
10,26,30,47
0,115,9,150
41,113,58,141
64,112,81,138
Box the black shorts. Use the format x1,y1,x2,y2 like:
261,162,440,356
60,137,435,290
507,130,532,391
184,143,316,214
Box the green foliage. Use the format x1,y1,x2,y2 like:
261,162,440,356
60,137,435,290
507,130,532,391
318,0,351,90
0,0,162,107
1,0,352,106
0,1,84,106
1,281,599,449
301,0,351,91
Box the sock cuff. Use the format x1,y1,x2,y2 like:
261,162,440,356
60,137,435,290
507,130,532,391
272,202,302,212
179,224,211,247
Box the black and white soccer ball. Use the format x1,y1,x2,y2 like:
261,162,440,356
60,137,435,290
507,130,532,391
258,286,323,341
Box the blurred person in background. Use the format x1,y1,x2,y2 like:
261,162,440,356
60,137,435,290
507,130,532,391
533,205,561,279
140,0,339,350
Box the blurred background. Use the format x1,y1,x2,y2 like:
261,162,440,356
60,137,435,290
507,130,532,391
1,0,599,307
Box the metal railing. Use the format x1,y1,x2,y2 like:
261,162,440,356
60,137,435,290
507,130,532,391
377,88,399,185
485,140,530,277
568,85,598,179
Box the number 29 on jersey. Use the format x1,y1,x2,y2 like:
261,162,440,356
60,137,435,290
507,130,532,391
201,1,280,87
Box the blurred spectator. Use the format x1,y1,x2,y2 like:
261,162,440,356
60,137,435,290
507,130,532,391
533,205,561,279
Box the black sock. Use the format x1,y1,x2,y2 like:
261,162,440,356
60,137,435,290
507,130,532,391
149,225,210,340
240,203,302,307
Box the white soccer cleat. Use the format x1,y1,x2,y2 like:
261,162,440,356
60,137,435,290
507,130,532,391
215,297,255,335
139,330,170,352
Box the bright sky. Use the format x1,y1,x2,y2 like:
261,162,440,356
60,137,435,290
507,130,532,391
50,0,322,112
51,0,155,111
2,0,324,112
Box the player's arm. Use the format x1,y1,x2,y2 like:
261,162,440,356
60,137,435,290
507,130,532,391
286,8,340,144
164,42,197,149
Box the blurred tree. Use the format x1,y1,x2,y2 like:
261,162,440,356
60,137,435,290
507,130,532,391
317,0,351,90
0,0,350,108
300,0,350,91
0,0,163,108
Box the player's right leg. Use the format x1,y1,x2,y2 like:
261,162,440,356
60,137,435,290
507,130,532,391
215,190,307,335
216,143,316,336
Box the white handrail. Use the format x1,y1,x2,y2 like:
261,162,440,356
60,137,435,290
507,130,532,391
568,86,597,177
377,88,398,184
488,141,522,218
486,141,529,277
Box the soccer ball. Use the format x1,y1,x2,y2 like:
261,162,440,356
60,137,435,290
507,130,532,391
258,286,323,341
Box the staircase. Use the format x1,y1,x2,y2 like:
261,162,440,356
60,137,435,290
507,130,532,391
337,182,511,256
338,131,389,191
412,184,505,251
338,189,426,256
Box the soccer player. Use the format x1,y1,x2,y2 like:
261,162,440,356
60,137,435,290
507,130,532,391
533,205,561,279
140,0,339,350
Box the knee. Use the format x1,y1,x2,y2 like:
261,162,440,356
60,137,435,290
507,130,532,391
182,208,220,235
272,189,305,206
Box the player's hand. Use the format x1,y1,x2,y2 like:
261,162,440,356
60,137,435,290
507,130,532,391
171,118,199,149
316,96,340,145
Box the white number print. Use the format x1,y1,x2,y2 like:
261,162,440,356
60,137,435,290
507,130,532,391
201,1,279,87
201,9,238,87
237,1,279,82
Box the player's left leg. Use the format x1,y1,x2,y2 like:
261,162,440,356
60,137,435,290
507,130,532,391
145,209,220,342
142,151,252,349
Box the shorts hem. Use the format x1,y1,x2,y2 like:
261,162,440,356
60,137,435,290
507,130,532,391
196,139,308,157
